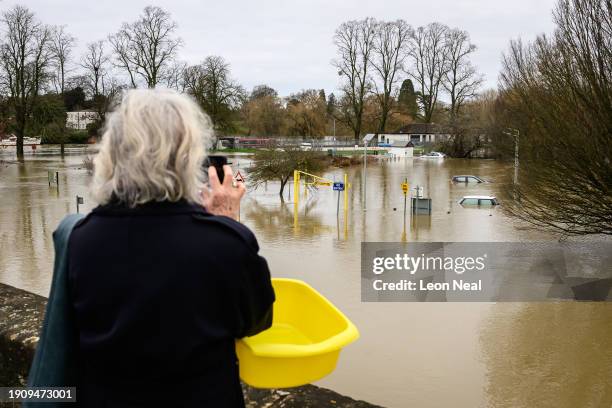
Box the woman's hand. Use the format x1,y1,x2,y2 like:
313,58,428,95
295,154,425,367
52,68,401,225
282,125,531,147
201,165,246,221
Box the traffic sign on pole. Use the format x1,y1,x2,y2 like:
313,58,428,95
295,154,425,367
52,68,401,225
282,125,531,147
333,182,345,191
234,170,245,183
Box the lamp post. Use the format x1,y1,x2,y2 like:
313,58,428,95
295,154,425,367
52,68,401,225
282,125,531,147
363,139,367,210
333,118,336,139
362,134,375,210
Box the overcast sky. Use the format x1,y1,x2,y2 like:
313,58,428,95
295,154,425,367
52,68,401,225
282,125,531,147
10,0,557,97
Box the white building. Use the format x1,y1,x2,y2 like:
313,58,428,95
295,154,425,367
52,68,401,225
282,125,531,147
377,123,450,146
387,146,414,158
363,133,414,158
66,110,99,130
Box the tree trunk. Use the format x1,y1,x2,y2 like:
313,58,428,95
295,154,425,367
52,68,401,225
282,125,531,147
279,177,288,201
378,108,389,133
15,109,26,161
60,127,66,157
16,138,24,161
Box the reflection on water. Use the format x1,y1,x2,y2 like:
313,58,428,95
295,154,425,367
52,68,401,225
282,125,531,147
481,303,612,408
1,146,610,408
0,146,96,293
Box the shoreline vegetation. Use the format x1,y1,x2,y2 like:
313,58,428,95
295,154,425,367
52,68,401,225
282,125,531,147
0,5,508,162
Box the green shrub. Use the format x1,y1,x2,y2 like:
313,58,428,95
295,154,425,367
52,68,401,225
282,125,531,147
67,130,89,144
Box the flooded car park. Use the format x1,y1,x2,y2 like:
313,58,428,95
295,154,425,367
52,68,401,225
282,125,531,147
1,146,610,408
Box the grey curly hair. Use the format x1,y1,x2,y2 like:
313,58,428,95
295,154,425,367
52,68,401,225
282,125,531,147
91,88,214,207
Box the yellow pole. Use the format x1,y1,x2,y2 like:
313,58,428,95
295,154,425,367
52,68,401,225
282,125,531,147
294,171,300,204
344,200,348,240
293,170,299,230
344,173,349,239
343,173,348,213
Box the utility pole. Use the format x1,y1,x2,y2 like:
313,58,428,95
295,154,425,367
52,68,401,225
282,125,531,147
333,118,336,139
363,139,367,210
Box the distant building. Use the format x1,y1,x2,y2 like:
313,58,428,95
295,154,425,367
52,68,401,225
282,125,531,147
387,144,414,158
66,110,99,130
376,123,450,146
363,133,414,158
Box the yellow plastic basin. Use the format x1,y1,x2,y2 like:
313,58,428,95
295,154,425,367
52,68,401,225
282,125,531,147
236,278,359,388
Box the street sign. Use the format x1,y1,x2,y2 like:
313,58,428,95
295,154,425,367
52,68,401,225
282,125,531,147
48,170,59,185
333,182,345,191
76,195,84,213
401,182,409,194
234,170,245,183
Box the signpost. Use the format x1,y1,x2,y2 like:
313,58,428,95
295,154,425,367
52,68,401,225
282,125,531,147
234,170,245,183
48,170,59,186
362,134,376,210
76,195,84,213
333,181,345,217
234,171,245,221
292,170,350,233
48,170,59,193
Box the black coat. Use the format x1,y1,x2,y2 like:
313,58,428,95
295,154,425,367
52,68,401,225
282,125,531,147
67,200,275,407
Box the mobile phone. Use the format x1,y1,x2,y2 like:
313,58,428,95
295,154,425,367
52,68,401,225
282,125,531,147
203,155,228,183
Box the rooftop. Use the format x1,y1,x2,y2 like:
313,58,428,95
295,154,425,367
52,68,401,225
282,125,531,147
395,123,449,134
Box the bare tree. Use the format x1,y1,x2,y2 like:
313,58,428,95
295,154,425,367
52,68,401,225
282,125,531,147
443,28,483,121
81,40,108,98
81,40,122,124
332,18,376,142
248,146,326,200
285,89,327,137
370,19,412,132
164,60,187,92
49,25,75,94
499,0,612,235
0,5,53,160
48,25,75,156
109,6,182,88
183,56,245,133
406,22,449,123
250,84,278,100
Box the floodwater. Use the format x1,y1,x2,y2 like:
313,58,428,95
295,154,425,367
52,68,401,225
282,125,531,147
1,145,610,408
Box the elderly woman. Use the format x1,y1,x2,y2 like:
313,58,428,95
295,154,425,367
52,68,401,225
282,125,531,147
67,89,274,406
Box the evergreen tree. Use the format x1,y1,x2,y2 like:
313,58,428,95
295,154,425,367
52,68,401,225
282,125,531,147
398,79,419,119
326,93,337,116
318,89,326,102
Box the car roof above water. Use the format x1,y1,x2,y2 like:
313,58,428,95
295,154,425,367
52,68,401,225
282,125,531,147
461,195,496,200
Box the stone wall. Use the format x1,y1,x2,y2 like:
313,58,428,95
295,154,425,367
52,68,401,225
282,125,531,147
0,283,382,407
0,284,45,387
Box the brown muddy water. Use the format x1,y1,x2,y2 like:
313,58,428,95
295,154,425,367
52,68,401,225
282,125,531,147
1,145,610,408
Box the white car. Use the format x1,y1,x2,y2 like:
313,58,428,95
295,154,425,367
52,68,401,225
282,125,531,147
421,151,446,158
458,195,499,206
452,175,487,183
300,142,312,151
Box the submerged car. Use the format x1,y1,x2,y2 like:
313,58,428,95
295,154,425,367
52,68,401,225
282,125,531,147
421,151,446,158
452,175,486,183
458,195,499,206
